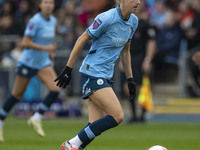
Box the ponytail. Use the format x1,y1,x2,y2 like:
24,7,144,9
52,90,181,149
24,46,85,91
116,0,120,5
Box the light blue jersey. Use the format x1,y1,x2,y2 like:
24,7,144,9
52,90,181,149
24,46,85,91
18,12,57,69
79,6,138,79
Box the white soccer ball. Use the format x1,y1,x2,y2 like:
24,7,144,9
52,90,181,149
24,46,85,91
148,145,167,150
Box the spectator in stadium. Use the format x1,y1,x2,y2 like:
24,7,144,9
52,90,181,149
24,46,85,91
77,0,116,27
54,0,140,149
184,0,200,50
176,0,194,34
0,0,15,17
1,37,22,67
0,0,60,142
121,0,156,123
186,0,200,97
0,0,4,9
0,15,20,35
57,15,75,36
165,0,179,10
154,10,183,64
62,0,76,16
145,0,156,9
15,0,32,35
150,0,169,29
152,10,184,83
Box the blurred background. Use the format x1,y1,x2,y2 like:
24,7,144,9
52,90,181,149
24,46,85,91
0,0,200,122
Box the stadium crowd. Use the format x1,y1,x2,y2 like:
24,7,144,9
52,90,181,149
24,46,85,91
0,0,200,96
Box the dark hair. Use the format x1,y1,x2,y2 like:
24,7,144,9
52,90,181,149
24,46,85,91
1,0,15,15
116,0,120,5
32,0,41,13
102,0,117,12
33,0,54,13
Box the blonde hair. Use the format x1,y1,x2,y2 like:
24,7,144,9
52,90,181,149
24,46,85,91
116,0,120,5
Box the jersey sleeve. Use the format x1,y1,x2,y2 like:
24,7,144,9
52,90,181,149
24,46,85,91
146,25,156,40
24,18,39,37
86,13,110,39
128,28,135,42
128,15,139,42
52,15,57,26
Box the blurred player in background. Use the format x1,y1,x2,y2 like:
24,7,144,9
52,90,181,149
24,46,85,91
120,0,156,123
54,0,140,149
0,0,59,142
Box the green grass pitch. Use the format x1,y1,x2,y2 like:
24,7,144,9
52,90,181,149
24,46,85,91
0,117,200,150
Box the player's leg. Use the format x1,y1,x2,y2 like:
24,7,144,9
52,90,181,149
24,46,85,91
64,87,124,149
74,99,106,150
36,66,60,115
0,75,30,142
0,75,30,120
28,66,60,137
89,87,124,123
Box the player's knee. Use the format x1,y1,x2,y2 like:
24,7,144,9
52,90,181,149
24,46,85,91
52,87,60,93
114,110,124,124
48,85,60,92
11,92,23,100
117,112,124,124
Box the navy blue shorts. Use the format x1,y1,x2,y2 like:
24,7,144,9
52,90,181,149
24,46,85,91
80,73,113,99
16,64,38,78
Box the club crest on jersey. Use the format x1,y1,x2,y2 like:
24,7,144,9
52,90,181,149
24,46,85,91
22,68,28,75
97,79,104,85
29,24,34,30
93,19,102,29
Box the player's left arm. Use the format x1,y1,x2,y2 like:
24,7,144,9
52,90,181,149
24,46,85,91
120,42,136,102
120,42,133,79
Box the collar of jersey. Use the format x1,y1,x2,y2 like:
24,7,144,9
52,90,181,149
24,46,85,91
39,12,50,21
116,6,129,22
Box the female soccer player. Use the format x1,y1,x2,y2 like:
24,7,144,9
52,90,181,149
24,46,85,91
0,0,59,142
55,0,141,149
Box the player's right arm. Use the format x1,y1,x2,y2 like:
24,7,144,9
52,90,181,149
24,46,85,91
22,36,56,53
55,11,110,88
54,31,91,88
67,31,91,68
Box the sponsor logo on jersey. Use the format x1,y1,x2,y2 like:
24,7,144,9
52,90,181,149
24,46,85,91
112,38,128,46
42,33,54,38
93,18,102,29
97,79,104,85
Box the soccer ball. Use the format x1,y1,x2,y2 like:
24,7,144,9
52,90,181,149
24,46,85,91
148,145,167,150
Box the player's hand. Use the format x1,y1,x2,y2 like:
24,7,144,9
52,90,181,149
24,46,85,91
47,44,56,53
49,52,55,60
54,66,72,88
127,78,136,102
